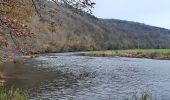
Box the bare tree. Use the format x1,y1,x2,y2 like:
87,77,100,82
31,0,95,16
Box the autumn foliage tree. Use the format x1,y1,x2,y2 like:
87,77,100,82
0,0,95,62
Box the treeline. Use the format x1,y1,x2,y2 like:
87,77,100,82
1,0,170,62
0,0,95,61
103,19,170,49
33,2,170,53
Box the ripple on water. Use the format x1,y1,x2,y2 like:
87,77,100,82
1,53,170,99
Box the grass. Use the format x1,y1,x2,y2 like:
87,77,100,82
82,49,170,60
0,87,155,100
0,88,29,100
125,91,154,100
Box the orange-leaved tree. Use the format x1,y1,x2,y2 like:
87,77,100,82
0,0,95,62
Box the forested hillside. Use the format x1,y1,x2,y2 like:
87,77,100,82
103,19,170,49
28,1,170,52
1,0,170,62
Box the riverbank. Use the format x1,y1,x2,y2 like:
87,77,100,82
0,88,29,100
0,87,151,100
0,54,40,65
82,49,170,60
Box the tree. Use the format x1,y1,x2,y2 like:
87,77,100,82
0,0,95,62
31,0,95,16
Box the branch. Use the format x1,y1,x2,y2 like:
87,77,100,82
31,0,42,17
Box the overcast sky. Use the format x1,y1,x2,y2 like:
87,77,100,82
93,0,170,29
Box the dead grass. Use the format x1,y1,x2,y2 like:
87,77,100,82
82,49,170,60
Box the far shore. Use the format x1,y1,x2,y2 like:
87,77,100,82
1,49,170,64
81,49,170,60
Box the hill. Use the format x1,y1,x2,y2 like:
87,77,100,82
1,1,170,62
102,19,170,49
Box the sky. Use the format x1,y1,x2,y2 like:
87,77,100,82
93,0,170,29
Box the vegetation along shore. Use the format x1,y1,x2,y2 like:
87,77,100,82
82,49,170,60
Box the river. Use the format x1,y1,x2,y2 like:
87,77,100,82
0,53,170,99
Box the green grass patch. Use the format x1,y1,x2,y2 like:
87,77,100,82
0,88,29,100
0,87,155,100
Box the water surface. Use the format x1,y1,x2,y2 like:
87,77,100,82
0,53,170,99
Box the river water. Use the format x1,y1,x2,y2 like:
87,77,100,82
0,53,170,100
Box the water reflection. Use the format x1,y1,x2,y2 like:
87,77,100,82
0,62,61,89
0,53,170,99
